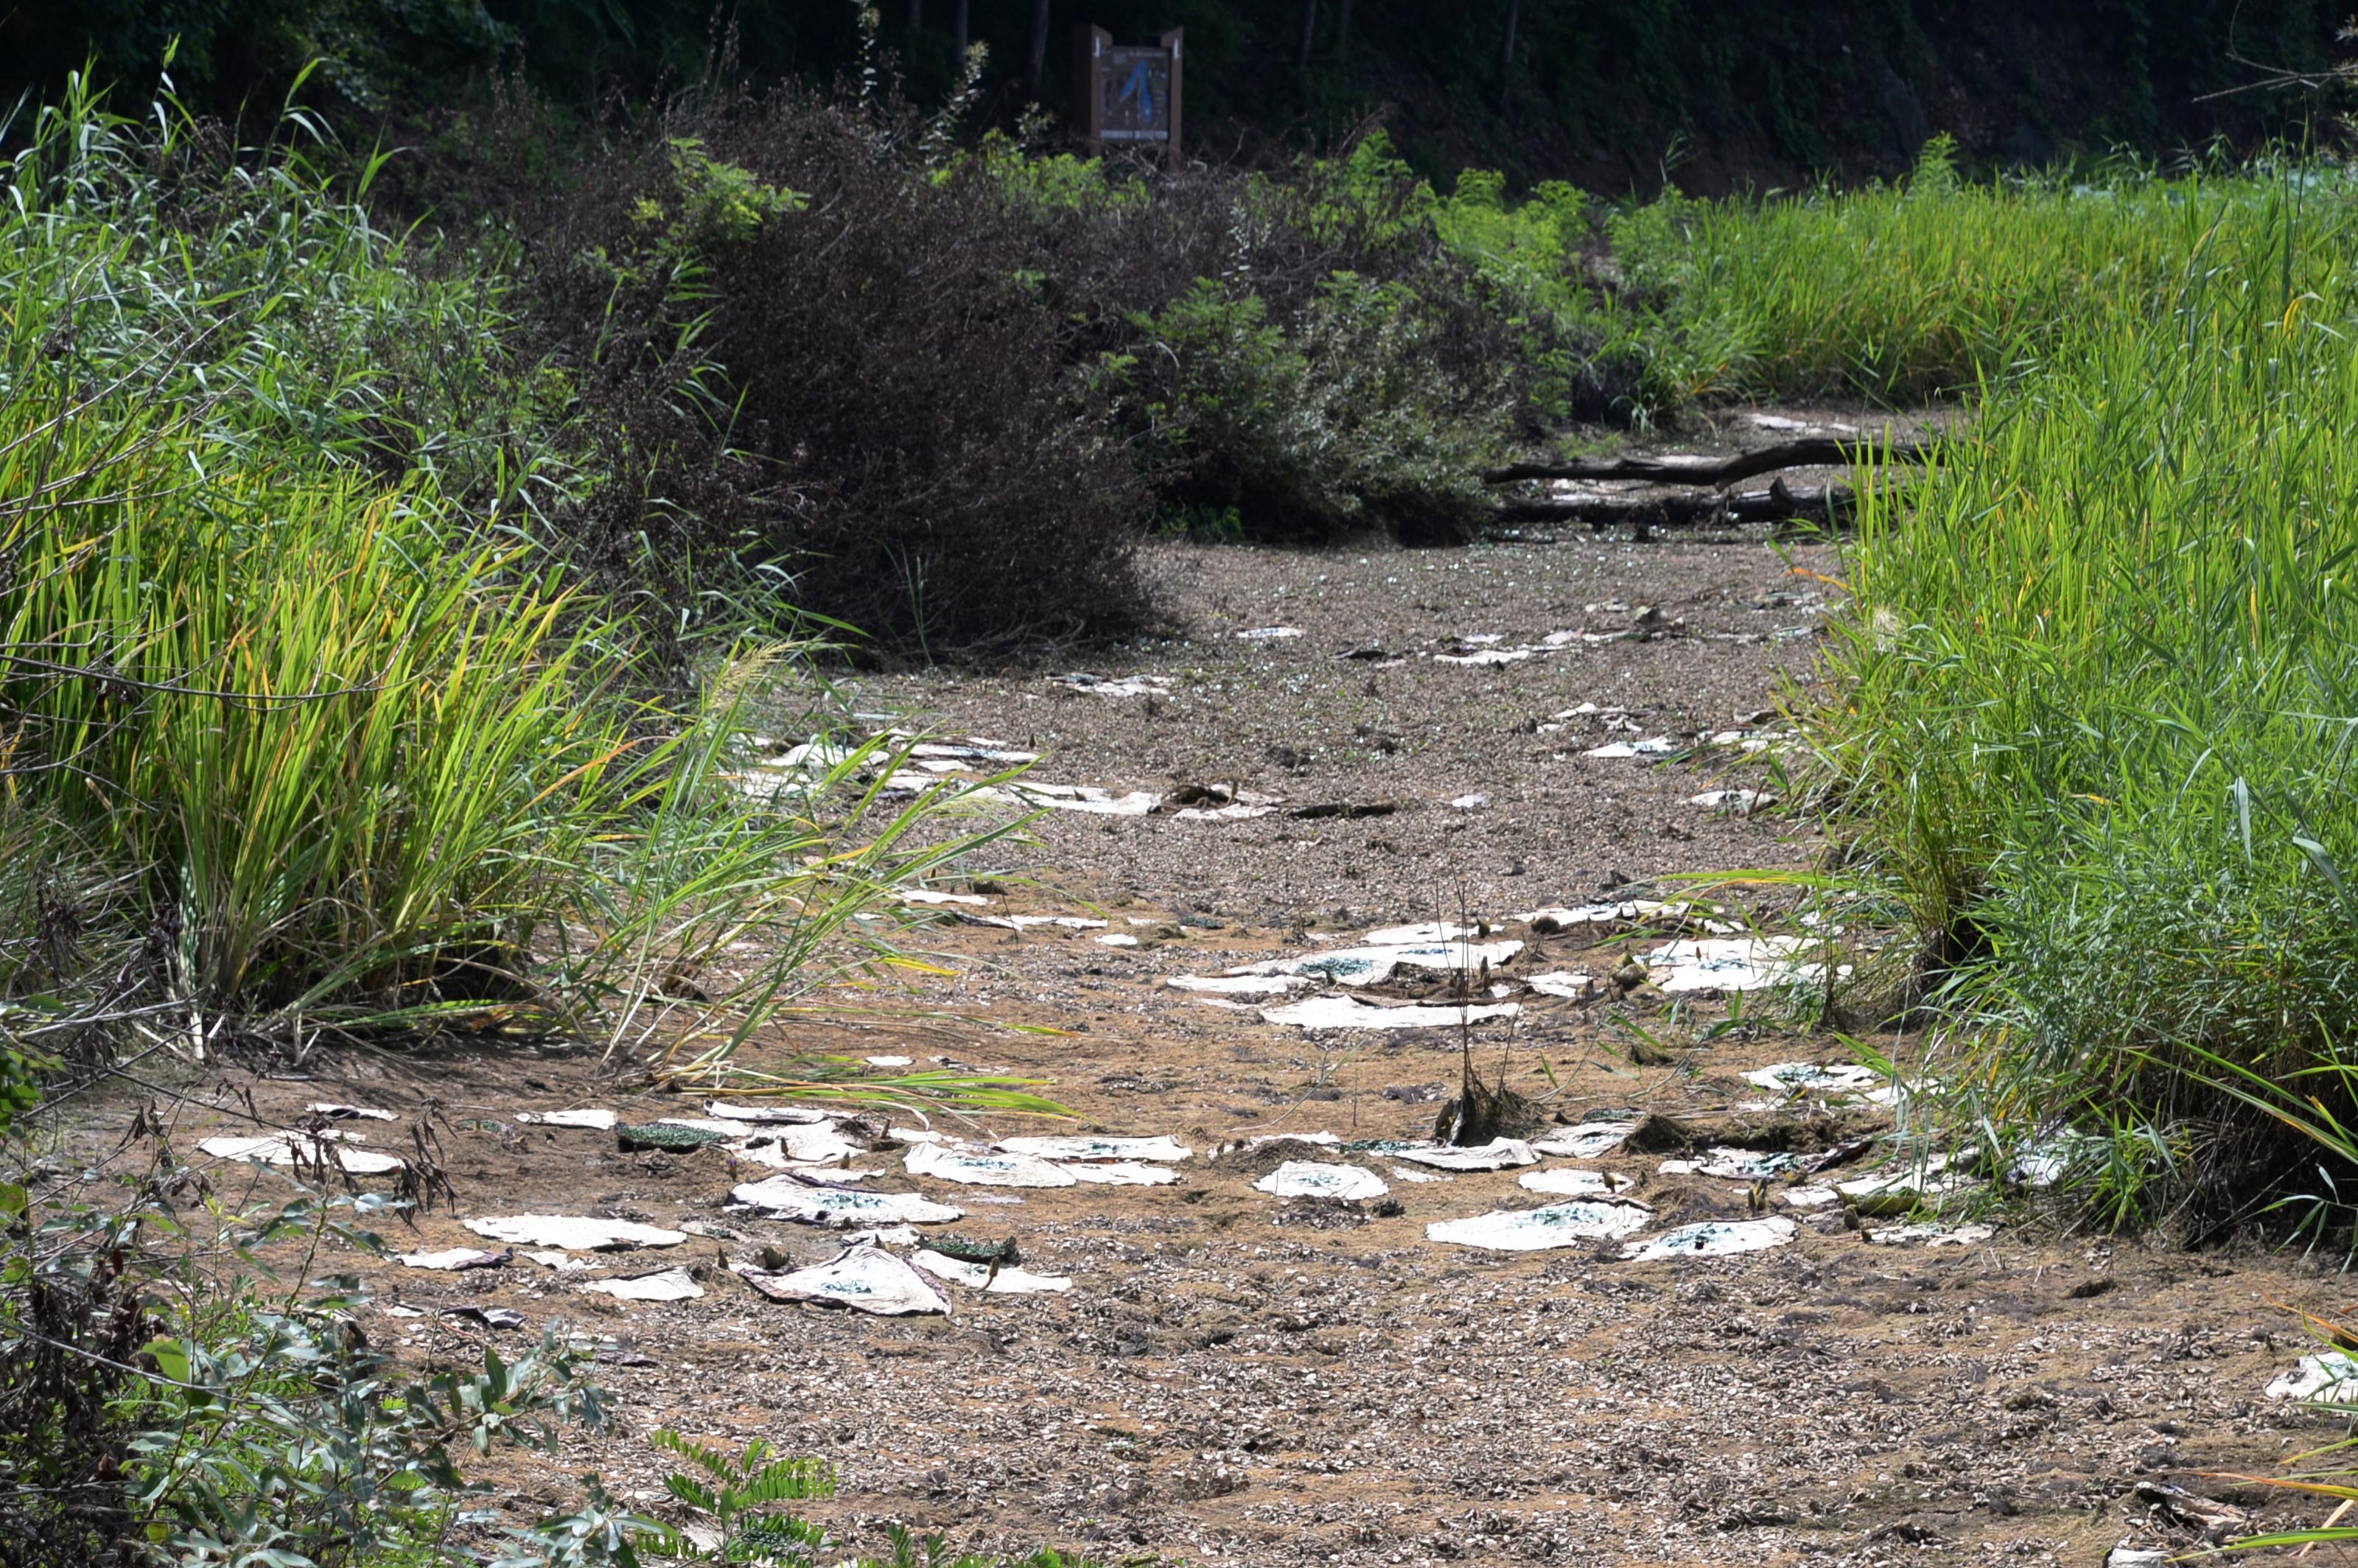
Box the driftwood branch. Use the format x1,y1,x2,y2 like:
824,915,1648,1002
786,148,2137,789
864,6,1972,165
1483,435,1939,488
1491,478,1871,533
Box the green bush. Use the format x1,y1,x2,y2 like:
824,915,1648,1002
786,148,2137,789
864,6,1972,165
1125,272,1502,542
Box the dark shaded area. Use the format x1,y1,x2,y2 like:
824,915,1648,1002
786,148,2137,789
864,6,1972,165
4,1,2339,186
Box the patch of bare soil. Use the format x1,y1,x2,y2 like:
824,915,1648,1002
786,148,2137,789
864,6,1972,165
42,508,2351,1567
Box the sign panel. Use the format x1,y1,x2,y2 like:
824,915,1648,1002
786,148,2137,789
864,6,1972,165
1077,26,1183,169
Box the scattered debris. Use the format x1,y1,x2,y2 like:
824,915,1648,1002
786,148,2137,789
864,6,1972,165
514,1109,618,1131
1066,1161,1181,1186
971,913,1113,931
730,1180,962,1227
1740,1061,1886,1096
1641,937,1830,994
911,1250,1074,1294
1389,1138,1539,1172
1259,996,1522,1029
1427,1199,1652,1250
440,1305,527,1331
1617,1218,1797,1261
864,1054,914,1068
197,1133,404,1175
2134,1480,2249,1536
1096,934,1141,947
1287,800,1397,820
463,1215,688,1251
580,1267,704,1302
1659,1147,1802,1181
396,1247,510,1272
1253,1162,1388,1201
702,1101,833,1125
1235,939,1522,987
1519,1168,1631,1197
2267,1352,2358,1401
732,1243,951,1315
1058,673,1172,699
1448,792,1491,810
1235,626,1303,640
306,1103,395,1121
898,889,992,907
1531,1123,1638,1159
906,1143,1076,1189
1514,900,1666,930
1166,974,1309,996
1836,1158,1962,1215
1783,1186,1839,1208
1867,1222,1996,1247
619,1122,729,1153
1527,971,1598,1000
1362,921,1483,945
524,1250,601,1272
1688,788,1776,816
997,1135,1191,1163
1583,738,1681,760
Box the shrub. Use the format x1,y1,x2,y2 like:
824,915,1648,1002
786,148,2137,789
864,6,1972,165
497,72,1153,659
1124,273,1500,542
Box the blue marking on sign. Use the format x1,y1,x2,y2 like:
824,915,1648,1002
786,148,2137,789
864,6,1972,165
1116,60,1155,124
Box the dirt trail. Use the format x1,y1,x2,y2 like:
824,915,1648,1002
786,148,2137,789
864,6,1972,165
57,505,2355,1567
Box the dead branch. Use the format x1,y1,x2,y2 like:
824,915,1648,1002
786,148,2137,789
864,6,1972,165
1483,435,1939,487
1491,477,1873,532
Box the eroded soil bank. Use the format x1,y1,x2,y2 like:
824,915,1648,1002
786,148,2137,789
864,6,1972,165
51,514,2349,1567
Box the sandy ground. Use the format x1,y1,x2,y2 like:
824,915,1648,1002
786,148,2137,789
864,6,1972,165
31,427,2358,1567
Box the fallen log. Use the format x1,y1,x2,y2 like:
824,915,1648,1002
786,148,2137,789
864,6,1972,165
1492,478,1864,533
1483,435,1939,487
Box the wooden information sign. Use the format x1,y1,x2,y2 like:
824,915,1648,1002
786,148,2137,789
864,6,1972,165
1075,25,1183,169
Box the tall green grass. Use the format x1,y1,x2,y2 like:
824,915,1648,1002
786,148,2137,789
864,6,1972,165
1808,170,2358,1217
0,76,1031,1111
1586,139,2358,412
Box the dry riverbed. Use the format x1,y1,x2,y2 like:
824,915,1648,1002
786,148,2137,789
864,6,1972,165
42,503,2358,1567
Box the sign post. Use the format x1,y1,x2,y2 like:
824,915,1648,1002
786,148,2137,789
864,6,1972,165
1076,25,1183,170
